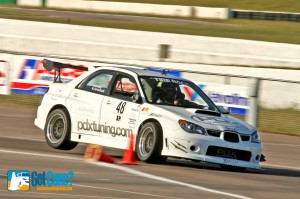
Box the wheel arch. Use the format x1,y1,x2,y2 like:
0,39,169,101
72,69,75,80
45,104,70,130
137,118,163,137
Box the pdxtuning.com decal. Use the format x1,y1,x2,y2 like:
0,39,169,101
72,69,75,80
77,120,132,137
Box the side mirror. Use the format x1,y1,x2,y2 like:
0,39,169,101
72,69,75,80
218,106,230,114
132,92,141,103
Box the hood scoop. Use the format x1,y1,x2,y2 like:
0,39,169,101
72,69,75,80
195,109,221,117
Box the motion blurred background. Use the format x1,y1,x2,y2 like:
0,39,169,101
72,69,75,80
0,0,300,137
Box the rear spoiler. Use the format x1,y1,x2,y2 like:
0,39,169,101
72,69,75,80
43,59,88,83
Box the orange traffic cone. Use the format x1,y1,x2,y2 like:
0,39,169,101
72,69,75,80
99,152,115,163
84,144,114,163
120,134,139,165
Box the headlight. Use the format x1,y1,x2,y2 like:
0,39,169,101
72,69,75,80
178,120,207,135
251,131,261,143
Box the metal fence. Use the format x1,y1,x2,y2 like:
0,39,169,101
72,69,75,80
233,10,300,22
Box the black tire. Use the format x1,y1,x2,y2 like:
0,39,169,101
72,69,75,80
135,122,167,163
45,108,78,150
220,164,246,172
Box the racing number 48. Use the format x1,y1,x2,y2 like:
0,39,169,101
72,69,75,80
116,101,126,114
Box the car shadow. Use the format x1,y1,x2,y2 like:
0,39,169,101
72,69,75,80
163,159,300,178
74,146,300,179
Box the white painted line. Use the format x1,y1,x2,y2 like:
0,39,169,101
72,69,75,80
0,135,44,142
264,142,300,147
0,148,81,161
262,163,300,171
74,184,182,199
90,162,253,199
0,190,126,199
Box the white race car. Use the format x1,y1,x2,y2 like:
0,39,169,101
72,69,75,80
35,59,264,170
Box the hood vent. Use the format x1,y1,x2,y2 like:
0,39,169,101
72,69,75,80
195,110,221,117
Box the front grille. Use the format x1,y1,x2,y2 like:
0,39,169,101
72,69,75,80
207,129,221,137
241,135,250,141
224,132,239,143
206,146,252,162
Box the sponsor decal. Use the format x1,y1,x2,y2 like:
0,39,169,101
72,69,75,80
170,141,187,153
116,115,121,121
131,108,140,112
225,126,236,131
77,120,132,137
141,107,149,112
217,148,237,159
128,118,136,125
7,170,73,192
149,113,161,117
130,113,137,118
191,115,231,125
223,159,239,165
151,77,190,86
113,101,127,114
78,107,94,114
91,86,105,93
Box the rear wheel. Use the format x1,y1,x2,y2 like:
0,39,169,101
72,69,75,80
45,108,78,150
135,122,166,163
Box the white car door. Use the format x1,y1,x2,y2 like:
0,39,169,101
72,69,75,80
66,70,115,136
100,73,141,149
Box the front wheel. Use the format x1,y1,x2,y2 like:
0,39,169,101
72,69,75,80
45,108,78,150
135,122,166,163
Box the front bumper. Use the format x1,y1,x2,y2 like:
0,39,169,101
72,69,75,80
162,129,263,169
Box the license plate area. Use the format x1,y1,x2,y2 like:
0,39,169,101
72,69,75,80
206,146,251,162
217,148,237,159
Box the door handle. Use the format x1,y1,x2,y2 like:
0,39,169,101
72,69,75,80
74,93,79,98
107,100,112,105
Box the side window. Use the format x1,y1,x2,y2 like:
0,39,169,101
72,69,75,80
79,71,114,95
111,74,138,101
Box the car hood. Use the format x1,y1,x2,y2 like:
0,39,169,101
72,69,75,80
156,105,256,135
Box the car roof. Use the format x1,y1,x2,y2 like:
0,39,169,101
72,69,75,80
94,66,187,81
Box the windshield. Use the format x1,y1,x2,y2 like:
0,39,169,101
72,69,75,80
140,76,218,111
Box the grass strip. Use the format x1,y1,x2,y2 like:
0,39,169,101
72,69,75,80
91,0,300,13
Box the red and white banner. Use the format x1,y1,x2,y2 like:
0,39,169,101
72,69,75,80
0,60,10,95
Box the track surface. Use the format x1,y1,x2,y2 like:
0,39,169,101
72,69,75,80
0,106,300,199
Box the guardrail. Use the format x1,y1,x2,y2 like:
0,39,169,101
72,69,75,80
18,0,231,19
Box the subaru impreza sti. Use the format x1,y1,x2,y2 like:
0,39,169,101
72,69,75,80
35,59,264,170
